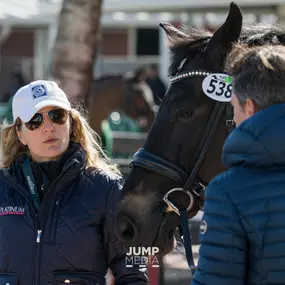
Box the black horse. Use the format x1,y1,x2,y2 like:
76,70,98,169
115,2,285,258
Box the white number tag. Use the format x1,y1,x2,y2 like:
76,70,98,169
202,73,233,102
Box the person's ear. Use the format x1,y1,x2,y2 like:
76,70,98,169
16,126,27,146
69,116,73,136
244,98,258,117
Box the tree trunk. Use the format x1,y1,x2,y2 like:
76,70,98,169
50,0,103,104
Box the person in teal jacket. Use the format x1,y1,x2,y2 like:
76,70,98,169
191,45,285,285
2,95,13,123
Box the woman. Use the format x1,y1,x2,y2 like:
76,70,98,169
0,80,148,285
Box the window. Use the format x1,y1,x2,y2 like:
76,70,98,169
136,28,159,56
101,29,128,56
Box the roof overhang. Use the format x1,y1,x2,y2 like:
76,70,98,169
103,0,279,14
0,0,39,20
0,0,281,27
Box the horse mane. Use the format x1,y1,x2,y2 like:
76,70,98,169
168,23,285,76
167,25,212,76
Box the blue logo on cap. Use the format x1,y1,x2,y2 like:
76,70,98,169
32,85,47,99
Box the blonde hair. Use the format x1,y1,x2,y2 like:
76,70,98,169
0,108,121,177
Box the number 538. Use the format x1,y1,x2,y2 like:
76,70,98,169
206,79,232,98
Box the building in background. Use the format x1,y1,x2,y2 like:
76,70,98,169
0,0,282,101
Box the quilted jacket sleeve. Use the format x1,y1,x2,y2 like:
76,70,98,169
191,178,248,285
103,178,149,285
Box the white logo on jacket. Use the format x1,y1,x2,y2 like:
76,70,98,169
26,176,35,194
200,220,207,234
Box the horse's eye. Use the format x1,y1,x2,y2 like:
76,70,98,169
180,112,192,117
177,110,193,120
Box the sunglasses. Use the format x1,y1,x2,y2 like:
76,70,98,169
24,109,69,131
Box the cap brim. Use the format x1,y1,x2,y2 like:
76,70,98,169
20,100,71,123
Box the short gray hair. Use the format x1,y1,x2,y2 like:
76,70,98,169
226,44,285,109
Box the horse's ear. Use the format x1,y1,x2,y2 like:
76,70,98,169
159,22,188,42
205,2,242,55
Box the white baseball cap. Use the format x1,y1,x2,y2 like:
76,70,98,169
12,80,72,123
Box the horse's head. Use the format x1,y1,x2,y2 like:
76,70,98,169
123,75,156,131
88,74,155,133
115,2,242,256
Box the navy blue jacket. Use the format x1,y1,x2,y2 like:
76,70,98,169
191,104,285,285
0,142,148,285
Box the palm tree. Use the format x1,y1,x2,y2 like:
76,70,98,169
50,0,103,105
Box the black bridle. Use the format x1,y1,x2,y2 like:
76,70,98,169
130,60,235,275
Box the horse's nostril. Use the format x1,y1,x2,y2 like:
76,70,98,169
117,215,138,244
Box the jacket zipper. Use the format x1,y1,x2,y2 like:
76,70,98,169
35,230,42,285
51,196,62,241
33,173,70,285
34,189,61,285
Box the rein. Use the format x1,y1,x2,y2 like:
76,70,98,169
131,60,235,276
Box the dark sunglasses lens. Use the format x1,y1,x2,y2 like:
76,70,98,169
49,109,68,124
25,113,43,130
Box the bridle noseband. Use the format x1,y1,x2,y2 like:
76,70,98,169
130,59,235,274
